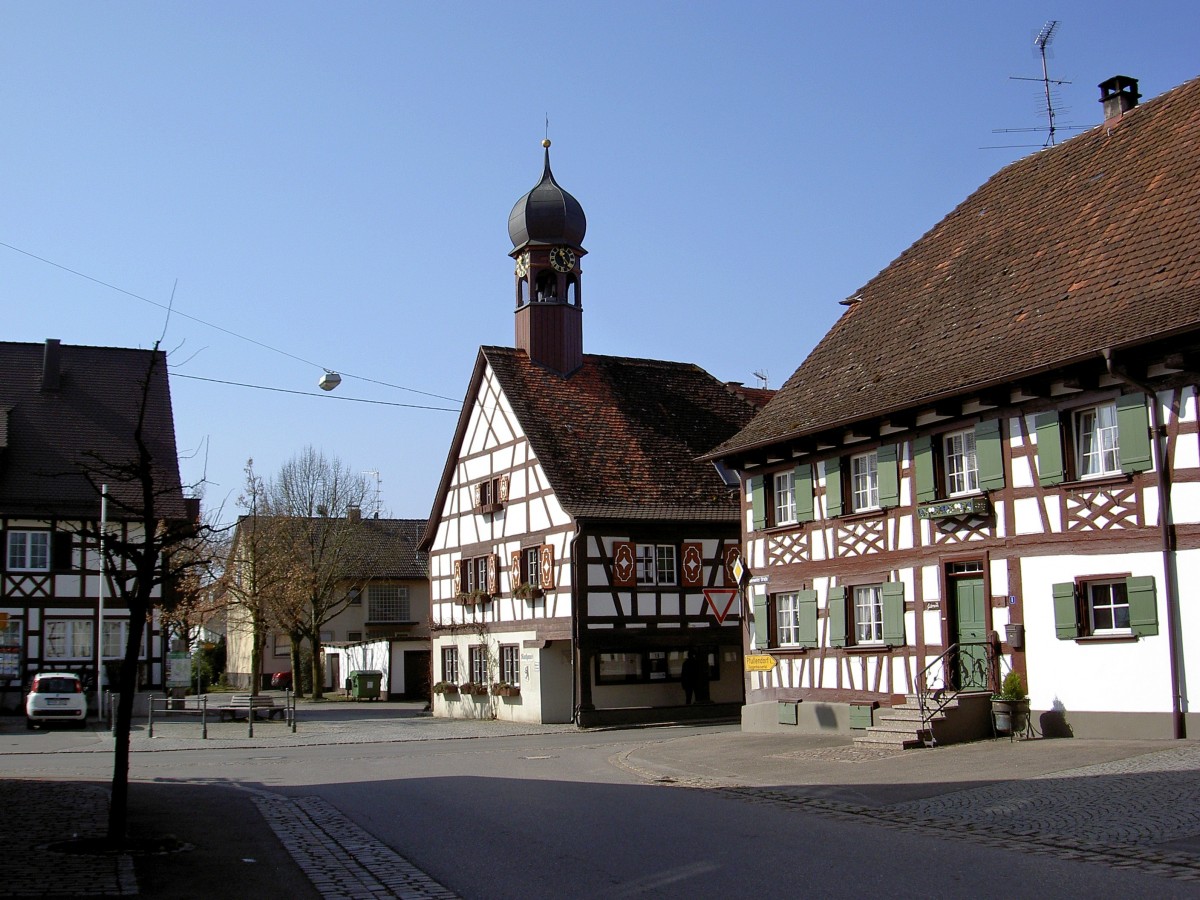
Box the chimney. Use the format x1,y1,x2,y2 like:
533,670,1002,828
41,339,61,392
347,504,361,524
1099,75,1141,122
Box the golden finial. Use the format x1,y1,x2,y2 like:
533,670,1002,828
542,138,551,149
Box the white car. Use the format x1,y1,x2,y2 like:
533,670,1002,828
25,672,88,729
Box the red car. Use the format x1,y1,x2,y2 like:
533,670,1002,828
270,671,292,690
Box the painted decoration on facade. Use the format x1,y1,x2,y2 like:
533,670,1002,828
612,542,636,587
539,545,556,590
681,543,703,587
724,546,741,586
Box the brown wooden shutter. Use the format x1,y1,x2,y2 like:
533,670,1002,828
510,551,522,589
724,547,741,587
472,483,482,510
612,541,636,587
681,542,703,587
539,545,555,590
453,560,463,595
498,475,510,502
486,554,499,595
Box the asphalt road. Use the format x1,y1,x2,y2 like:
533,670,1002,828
3,706,1197,898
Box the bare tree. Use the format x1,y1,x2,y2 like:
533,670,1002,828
266,447,369,699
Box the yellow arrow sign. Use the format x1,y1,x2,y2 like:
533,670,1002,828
745,654,777,672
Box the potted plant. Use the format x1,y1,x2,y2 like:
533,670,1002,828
432,681,459,696
512,582,543,601
490,681,520,698
991,670,1030,735
457,590,491,608
460,681,489,696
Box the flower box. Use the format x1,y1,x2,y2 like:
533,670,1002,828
432,681,459,696
490,682,521,697
460,682,489,696
512,583,544,601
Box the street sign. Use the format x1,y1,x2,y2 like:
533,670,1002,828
745,654,778,672
731,555,748,588
703,588,739,624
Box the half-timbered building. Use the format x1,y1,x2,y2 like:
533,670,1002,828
709,75,1200,742
0,339,188,712
420,144,767,726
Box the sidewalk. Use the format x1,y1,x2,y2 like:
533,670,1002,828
3,703,1200,895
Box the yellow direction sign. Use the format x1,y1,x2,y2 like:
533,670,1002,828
745,654,777,672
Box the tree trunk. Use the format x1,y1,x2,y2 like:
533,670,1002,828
107,610,148,842
309,631,324,700
289,635,304,698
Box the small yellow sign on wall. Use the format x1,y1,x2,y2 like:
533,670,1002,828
744,654,777,672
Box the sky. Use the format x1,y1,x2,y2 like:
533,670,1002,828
1,2,1195,525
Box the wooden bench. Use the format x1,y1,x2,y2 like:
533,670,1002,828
216,694,286,722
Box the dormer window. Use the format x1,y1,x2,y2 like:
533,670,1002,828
473,475,509,514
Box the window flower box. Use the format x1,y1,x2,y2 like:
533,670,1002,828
490,682,521,697
432,681,459,696
512,582,543,601
456,590,491,608
460,682,489,696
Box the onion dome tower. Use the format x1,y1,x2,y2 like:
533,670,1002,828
508,140,587,375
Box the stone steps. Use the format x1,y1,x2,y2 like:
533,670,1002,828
852,691,992,750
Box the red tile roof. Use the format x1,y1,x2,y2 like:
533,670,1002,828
714,75,1200,458
234,515,428,579
0,341,186,520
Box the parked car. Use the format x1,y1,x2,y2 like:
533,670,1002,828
25,672,88,729
270,671,292,690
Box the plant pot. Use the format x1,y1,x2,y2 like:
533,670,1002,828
992,698,1030,734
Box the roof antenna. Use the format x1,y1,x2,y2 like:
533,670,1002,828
753,369,769,390
985,20,1082,150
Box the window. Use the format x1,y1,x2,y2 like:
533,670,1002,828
442,646,460,684
853,585,884,645
101,620,128,658
44,619,93,659
0,618,21,679
851,452,879,511
347,631,363,643
773,471,796,525
944,429,979,496
469,646,489,685
474,475,508,512
273,634,289,657
635,544,676,586
596,652,642,683
461,555,495,595
7,531,50,571
1075,403,1120,478
500,645,520,687
595,647,719,685
1054,575,1159,639
776,592,801,646
367,584,410,622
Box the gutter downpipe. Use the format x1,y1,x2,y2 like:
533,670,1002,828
1103,348,1186,738
570,526,583,726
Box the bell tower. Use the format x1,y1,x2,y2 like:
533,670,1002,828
507,140,587,375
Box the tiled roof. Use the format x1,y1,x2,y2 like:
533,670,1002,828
234,516,428,580
0,341,186,520
481,346,763,521
714,75,1200,458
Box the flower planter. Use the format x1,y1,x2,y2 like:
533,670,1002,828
460,683,489,697
991,698,1031,735
490,684,521,698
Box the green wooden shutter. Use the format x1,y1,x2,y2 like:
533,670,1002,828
797,589,818,648
1116,393,1153,474
975,419,1006,491
882,581,906,645
877,444,899,508
828,586,847,648
752,592,770,648
1126,576,1159,636
824,458,843,518
1052,582,1080,639
1036,413,1065,486
795,464,814,523
913,436,936,502
749,476,767,531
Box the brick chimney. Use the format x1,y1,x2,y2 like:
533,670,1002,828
1099,75,1140,122
41,339,61,392
347,504,361,524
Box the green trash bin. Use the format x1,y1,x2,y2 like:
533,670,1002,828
349,670,382,701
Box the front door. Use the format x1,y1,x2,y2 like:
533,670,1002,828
954,576,989,691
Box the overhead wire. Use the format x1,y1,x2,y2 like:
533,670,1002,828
0,238,462,406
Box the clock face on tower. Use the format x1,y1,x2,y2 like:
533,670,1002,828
549,246,576,273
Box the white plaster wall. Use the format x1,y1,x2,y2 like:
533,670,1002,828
1021,552,1172,714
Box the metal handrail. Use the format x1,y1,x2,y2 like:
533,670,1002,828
916,642,960,747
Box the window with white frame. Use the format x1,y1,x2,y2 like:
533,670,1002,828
773,470,797,525
851,451,879,511
442,646,459,684
500,645,520,686
44,619,93,659
7,531,50,572
944,429,979,496
367,584,410,622
100,620,128,659
463,556,491,594
1086,579,1130,633
776,592,801,646
1075,403,1120,478
635,544,676,586
854,585,884,645
469,645,489,684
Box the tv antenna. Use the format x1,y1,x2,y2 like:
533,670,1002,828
985,20,1083,150
752,369,769,390
362,470,383,518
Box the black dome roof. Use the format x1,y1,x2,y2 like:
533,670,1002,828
508,144,586,249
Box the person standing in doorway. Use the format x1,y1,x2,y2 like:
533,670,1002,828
681,650,697,705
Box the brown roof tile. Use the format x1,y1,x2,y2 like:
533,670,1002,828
715,75,1200,458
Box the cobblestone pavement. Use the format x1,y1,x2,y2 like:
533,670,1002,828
254,794,458,900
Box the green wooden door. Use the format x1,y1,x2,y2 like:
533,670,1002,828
954,578,989,690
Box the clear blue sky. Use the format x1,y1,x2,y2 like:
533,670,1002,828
1,2,1195,524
